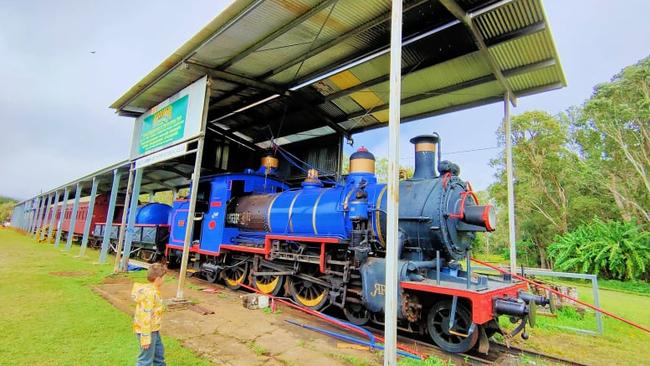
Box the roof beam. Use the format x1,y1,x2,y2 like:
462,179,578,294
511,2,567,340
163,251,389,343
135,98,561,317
187,63,349,138
223,94,351,142
208,86,255,113
208,93,275,120
185,62,285,94
217,0,340,71
206,125,262,152
141,174,175,190
162,166,189,178
324,21,547,103
343,58,554,121
484,21,545,46
439,0,517,106
238,57,555,144
288,20,463,90
256,81,565,143
291,98,351,140
114,0,267,112
346,82,564,136
260,0,430,80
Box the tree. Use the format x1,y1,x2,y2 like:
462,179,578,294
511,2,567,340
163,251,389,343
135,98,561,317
0,196,17,223
573,56,650,225
548,218,650,280
489,111,584,267
482,57,650,272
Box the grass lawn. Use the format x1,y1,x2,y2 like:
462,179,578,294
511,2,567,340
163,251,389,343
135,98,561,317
3,229,648,366
500,280,650,365
0,229,213,366
475,253,650,364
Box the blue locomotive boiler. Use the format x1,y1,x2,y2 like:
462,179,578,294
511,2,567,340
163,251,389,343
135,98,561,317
228,134,495,262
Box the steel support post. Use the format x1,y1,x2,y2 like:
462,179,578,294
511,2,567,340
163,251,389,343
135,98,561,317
100,170,122,264
32,196,43,234
176,83,211,300
120,168,143,271
592,275,604,334
21,203,28,231
54,187,70,248
31,196,43,237
79,177,100,257
37,195,48,237
27,197,35,233
504,92,517,276
39,193,53,241
27,204,32,231
176,141,206,300
46,190,60,241
39,194,52,239
24,200,30,231
384,1,402,365
27,197,38,233
172,188,178,202
26,198,34,233
35,195,48,238
64,183,82,251
114,165,135,273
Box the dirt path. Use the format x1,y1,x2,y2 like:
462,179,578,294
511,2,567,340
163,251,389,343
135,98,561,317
94,274,383,366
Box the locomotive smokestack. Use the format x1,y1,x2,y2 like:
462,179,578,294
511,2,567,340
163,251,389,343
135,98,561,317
410,134,439,179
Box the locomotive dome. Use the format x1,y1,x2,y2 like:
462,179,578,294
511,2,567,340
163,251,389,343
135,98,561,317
350,147,376,174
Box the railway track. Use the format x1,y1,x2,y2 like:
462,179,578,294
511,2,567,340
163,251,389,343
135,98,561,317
386,331,588,366
155,263,588,366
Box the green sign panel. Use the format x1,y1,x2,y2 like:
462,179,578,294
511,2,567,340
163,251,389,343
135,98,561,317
138,95,189,154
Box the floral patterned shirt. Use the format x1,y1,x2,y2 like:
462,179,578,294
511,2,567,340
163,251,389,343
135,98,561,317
131,283,163,346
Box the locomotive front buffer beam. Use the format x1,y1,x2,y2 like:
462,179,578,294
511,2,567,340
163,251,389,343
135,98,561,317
401,277,549,353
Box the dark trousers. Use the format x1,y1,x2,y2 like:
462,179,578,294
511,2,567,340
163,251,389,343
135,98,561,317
136,331,166,366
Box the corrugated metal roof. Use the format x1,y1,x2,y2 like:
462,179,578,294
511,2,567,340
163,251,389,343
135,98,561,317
112,0,566,143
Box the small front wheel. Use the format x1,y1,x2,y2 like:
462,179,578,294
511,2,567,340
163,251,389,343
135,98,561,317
427,300,478,353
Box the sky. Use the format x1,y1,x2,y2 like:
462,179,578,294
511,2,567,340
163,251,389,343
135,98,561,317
0,0,649,200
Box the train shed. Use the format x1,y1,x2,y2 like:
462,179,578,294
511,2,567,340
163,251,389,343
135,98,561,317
12,0,565,364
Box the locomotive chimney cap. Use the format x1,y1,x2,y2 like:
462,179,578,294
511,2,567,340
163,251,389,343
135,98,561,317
410,134,439,153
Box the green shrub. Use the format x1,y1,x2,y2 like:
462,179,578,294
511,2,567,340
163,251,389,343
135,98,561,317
548,219,650,280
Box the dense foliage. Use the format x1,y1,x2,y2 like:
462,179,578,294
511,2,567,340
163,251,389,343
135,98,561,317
548,219,650,280
0,196,17,223
487,56,649,276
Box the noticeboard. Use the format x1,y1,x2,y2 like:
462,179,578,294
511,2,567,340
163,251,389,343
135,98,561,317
130,76,208,159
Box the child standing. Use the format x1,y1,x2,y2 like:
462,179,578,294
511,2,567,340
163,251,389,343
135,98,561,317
132,263,167,366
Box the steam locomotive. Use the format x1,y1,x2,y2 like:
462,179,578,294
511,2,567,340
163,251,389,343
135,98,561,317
164,133,546,353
